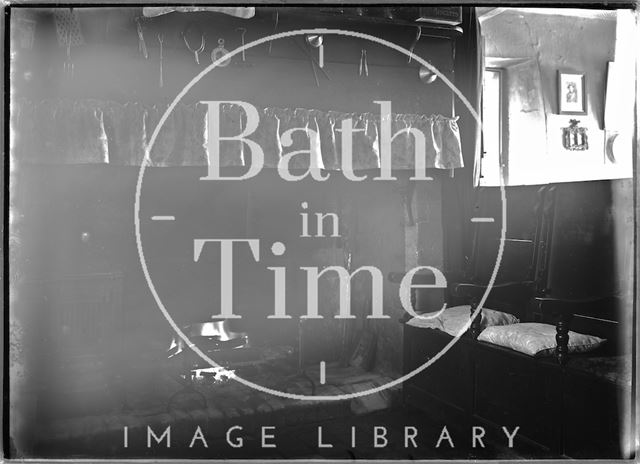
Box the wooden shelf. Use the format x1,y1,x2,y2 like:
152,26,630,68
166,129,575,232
258,7,464,40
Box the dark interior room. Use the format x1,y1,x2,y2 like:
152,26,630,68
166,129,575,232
6,4,638,461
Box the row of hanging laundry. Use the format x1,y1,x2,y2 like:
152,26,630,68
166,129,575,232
10,98,463,170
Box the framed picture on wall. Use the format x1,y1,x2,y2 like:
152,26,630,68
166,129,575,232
558,71,586,115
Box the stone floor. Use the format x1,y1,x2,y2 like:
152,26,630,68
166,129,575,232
31,361,406,458
32,404,550,460
23,349,555,460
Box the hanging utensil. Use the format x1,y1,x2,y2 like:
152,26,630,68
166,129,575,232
211,38,231,67
292,38,330,81
300,37,322,86
236,27,247,62
407,26,422,64
63,39,74,78
182,23,205,64
54,8,84,47
158,33,164,87
306,34,323,48
63,19,74,78
359,49,369,77
310,59,320,87
306,34,324,68
135,18,148,59
419,64,437,84
267,10,279,55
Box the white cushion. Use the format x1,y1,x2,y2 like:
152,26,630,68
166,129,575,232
406,305,519,336
477,322,606,357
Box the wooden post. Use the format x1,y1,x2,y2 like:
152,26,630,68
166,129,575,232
469,300,482,339
555,313,572,365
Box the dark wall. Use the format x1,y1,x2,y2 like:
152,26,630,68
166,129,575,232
470,180,634,301
546,180,634,300
15,165,406,359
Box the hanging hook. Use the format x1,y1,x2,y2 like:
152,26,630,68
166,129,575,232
211,38,231,67
63,8,74,78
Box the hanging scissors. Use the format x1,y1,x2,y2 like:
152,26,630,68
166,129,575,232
359,49,368,77
182,24,206,64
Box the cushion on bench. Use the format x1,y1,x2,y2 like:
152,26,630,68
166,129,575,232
478,322,606,357
406,305,519,336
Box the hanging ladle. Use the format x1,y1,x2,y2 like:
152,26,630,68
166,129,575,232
419,65,437,84
306,34,324,68
306,34,323,48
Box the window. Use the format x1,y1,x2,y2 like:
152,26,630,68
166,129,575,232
479,68,504,186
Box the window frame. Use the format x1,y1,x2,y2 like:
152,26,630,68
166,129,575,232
480,66,507,187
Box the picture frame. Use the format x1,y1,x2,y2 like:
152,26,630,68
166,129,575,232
558,71,587,115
